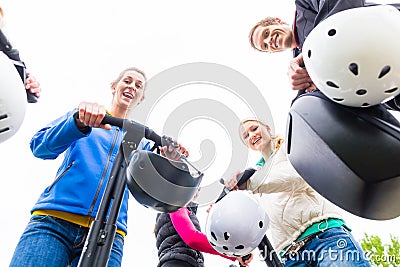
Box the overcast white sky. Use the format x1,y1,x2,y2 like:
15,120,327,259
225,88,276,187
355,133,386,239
1,1,400,266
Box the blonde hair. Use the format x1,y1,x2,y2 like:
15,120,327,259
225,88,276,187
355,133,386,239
111,67,147,87
239,119,284,151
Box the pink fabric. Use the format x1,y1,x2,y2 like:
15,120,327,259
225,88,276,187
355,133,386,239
169,207,236,261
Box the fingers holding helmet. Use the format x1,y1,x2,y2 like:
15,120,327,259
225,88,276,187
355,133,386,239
25,72,41,99
160,141,189,161
287,53,315,91
238,253,254,266
224,171,241,190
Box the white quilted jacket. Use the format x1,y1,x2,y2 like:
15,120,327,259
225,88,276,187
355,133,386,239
247,146,344,252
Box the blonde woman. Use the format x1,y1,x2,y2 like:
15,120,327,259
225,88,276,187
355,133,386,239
226,119,370,266
11,68,149,267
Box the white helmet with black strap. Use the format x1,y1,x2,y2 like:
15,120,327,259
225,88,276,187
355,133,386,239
205,190,269,257
303,5,400,107
0,51,26,143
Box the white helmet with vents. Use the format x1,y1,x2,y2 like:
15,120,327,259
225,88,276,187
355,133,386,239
0,51,26,143
302,5,400,107
205,190,269,257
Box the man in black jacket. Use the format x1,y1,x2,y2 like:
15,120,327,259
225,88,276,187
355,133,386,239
248,0,400,123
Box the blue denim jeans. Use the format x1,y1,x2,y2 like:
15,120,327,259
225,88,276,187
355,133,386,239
10,215,124,267
282,226,371,267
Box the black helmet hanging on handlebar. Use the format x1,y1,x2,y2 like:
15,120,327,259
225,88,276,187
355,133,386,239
126,150,203,213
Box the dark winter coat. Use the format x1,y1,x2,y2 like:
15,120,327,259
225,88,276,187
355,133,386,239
293,0,364,52
155,205,205,267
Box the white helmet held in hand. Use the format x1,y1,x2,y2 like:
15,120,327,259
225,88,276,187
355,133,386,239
205,190,269,257
0,51,26,143
303,5,400,107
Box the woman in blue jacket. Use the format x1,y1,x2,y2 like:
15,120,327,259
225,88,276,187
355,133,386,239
10,67,151,267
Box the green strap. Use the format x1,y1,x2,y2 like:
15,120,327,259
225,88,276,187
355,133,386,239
297,218,346,240
280,218,347,256
256,157,265,167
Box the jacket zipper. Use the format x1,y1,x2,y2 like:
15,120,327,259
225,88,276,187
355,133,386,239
47,161,75,192
87,128,120,217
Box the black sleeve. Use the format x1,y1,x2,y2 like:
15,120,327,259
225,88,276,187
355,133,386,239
2,47,21,61
384,95,400,112
314,0,365,26
294,0,365,48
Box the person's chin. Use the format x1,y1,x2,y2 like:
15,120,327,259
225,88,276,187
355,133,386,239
252,143,262,152
127,100,140,108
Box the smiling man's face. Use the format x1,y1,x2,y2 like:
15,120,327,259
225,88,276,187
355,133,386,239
251,24,295,53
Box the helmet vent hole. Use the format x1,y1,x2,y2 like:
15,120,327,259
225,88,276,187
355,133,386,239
378,65,391,79
259,221,264,228
210,242,216,247
349,63,358,76
211,232,217,241
361,103,370,107
326,81,339,88
0,114,8,120
328,29,336,36
307,50,311,58
356,89,367,95
333,98,344,102
0,127,10,134
224,232,230,240
235,245,244,249
385,87,398,94
223,246,229,250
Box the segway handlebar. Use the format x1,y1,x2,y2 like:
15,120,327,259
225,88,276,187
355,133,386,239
216,167,256,203
101,113,163,147
73,111,162,146
76,112,201,173
101,114,203,176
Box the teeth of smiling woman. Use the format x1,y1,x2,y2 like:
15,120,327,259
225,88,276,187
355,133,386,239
253,137,261,145
123,92,133,99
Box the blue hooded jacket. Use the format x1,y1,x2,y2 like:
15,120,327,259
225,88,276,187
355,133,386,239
30,110,151,234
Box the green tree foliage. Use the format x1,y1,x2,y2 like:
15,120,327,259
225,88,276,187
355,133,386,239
360,234,400,267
